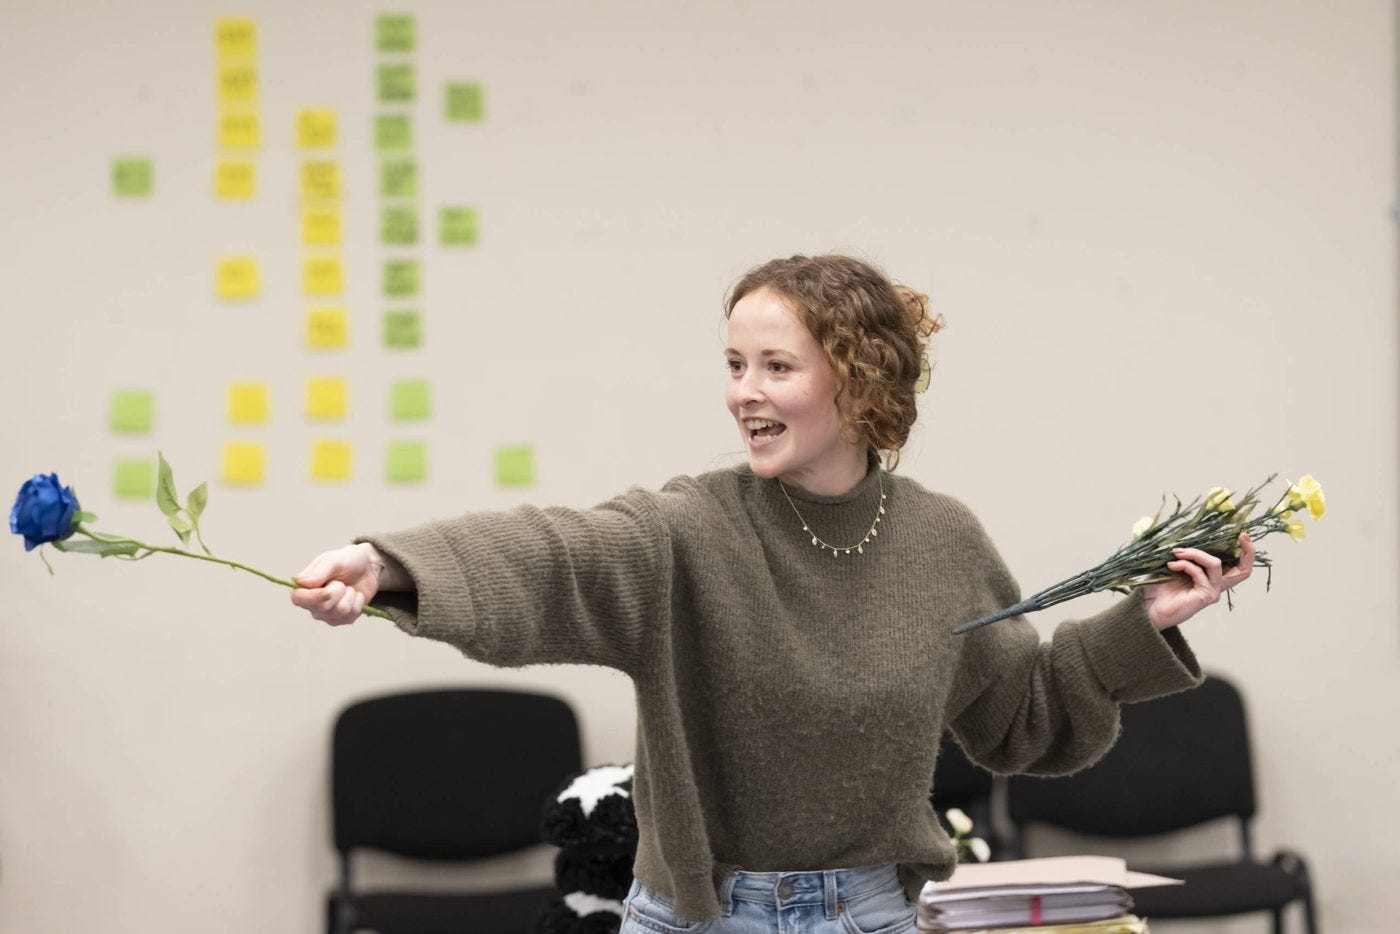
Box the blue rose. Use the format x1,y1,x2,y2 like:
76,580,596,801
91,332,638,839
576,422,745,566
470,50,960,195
9,473,80,551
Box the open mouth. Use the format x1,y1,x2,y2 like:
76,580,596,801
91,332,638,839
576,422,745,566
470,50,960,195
744,418,787,445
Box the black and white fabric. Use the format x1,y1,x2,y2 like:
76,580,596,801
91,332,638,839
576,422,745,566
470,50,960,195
536,763,637,934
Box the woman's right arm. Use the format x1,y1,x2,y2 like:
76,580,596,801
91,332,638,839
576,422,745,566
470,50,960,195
289,542,411,626
289,483,686,673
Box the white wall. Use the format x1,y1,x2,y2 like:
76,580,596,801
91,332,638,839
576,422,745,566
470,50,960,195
1,1,1394,931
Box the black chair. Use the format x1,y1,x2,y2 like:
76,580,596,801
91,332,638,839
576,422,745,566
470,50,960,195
328,688,584,934
1005,675,1318,933
930,734,1000,859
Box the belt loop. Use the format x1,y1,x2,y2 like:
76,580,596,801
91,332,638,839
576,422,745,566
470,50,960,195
719,870,739,918
823,870,839,920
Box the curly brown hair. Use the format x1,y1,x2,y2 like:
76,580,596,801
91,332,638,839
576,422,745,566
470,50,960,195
724,254,943,471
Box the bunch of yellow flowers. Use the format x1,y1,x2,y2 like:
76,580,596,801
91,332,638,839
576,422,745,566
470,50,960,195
957,474,1326,634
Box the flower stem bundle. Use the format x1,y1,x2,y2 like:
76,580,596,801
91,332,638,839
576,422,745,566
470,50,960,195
9,453,389,619
954,474,1326,635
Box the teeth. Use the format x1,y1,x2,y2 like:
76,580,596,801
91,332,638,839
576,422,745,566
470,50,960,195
743,418,782,430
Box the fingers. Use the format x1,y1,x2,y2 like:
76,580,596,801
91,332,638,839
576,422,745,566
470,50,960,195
289,579,365,626
1172,547,1222,587
1223,532,1256,587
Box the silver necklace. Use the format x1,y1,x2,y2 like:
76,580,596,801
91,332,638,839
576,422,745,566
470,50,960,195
778,469,886,557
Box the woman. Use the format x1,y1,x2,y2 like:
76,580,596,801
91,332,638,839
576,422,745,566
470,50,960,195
291,254,1254,934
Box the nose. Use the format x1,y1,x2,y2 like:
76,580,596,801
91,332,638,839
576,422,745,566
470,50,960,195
735,368,766,406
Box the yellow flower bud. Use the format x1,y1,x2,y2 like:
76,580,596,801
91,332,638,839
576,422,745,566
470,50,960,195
1284,518,1306,541
945,808,973,836
1205,487,1235,513
1131,516,1154,538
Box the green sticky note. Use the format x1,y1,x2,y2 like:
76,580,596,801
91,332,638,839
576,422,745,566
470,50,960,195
384,260,420,297
114,458,155,499
375,114,412,151
380,159,417,198
112,156,153,197
386,440,427,483
377,64,415,103
109,389,154,433
384,309,422,348
381,205,418,245
495,445,535,488
376,13,415,51
445,82,485,122
390,379,431,421
440,207,478,246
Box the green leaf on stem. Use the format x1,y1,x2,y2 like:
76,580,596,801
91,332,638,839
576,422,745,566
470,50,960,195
168,512,193,545
156,451,180,518
52,538,141,557
187,481,208,523
74,510,99,525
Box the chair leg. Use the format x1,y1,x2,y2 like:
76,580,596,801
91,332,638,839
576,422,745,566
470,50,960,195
1301,889,1320,934
1272,907,1284,934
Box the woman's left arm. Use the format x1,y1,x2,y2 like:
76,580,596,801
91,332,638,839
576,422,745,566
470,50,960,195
1141,531,1257,631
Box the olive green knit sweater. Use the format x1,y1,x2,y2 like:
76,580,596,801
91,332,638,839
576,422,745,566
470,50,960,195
360,457,1202,922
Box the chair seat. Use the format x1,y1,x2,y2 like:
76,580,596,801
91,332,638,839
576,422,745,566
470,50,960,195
1130,861,1307,918
331,884,557,934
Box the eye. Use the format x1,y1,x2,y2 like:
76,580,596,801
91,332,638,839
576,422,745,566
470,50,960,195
725,359,742,373
768,360,791,373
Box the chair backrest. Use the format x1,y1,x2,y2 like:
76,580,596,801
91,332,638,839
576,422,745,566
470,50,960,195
931,734,994,813
1007,675,1256,838
332,688,582,859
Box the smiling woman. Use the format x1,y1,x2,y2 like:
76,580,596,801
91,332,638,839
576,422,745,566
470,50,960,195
289,253,1250,934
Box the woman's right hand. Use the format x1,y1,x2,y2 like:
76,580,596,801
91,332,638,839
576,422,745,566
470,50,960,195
290,543,383,626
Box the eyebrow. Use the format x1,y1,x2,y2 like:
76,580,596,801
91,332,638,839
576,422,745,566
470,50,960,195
723,348,791,357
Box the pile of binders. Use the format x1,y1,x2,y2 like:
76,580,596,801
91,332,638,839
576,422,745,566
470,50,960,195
915,856,1181,934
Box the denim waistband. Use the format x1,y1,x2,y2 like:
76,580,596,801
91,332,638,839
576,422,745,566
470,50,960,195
718,863,900,916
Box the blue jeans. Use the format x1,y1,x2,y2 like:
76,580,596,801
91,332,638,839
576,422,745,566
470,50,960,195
620,864,916,934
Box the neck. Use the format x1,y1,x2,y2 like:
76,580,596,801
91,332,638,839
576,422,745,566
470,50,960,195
778,447,873,497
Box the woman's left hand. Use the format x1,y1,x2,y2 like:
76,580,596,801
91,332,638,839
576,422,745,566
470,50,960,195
1142,531,1256,631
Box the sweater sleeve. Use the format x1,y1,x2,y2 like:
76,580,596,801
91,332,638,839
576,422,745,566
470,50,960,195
354,485,677,675
945,514,1204,777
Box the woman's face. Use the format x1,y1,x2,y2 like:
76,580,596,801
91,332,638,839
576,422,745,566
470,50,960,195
724,288,868,494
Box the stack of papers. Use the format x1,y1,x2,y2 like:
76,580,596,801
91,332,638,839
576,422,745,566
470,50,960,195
915,856,1180,934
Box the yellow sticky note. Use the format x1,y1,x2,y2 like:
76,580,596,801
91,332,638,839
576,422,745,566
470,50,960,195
311,439,352,481
306,308,348,349
297,108,337,148
217,64,258,106
227,382,270,424
109,389,154,433
214,159,256,199
303,257,344,296
386,441,427,483
216,256,259,299
216,18,257,61
114,458,156,500
222,442,265,486
218,111,260,149
305,377,347,420
301,161,341,202
495,445,536,488
302,207,341,246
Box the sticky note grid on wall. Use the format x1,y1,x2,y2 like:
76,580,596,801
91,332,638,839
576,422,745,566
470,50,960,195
103,13,512,492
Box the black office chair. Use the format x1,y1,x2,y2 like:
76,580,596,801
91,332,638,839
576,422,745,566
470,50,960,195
930,734,1000,859
328,688,584,934
1006,674,1318,933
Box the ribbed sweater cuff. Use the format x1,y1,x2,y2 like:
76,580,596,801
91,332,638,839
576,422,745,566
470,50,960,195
355,525,474,645
1073,589,1204,703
